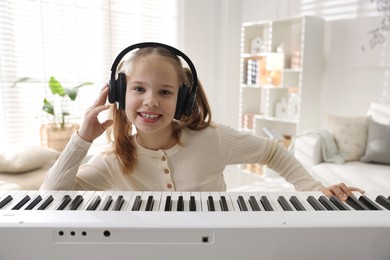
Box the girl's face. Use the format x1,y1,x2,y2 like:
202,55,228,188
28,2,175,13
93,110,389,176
125,54,180,136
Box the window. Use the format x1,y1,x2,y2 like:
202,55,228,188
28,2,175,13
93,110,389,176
0,0,181,145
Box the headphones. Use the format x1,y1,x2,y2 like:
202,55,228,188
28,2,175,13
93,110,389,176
108,42,198,120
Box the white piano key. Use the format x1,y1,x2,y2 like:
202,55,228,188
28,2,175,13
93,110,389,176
138,192,154,211
159,192,172,211
169,192,181,211
126,191,143,211
266,192,284,211
120,191,136,211
72,191,96,210
180,192,191,211
200,192,211,212
150,192,162,211
209,192,223,211
228,192,249,211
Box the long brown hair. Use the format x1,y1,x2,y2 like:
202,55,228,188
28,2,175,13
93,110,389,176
106,46,212,174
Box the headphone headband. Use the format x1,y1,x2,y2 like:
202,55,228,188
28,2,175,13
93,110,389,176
110,42,198,96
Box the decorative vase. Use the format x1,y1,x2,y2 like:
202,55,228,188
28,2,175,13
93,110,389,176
40,124,78,152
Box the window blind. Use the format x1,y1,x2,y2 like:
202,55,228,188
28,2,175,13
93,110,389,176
0,0,180,146
300,0,380,21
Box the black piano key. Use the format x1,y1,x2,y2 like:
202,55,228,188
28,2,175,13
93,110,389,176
0,195,13,209
112,195,124,211
131,195,142,211
69,195,84,210
164,196,172,211
307,196,325,211
57,195,72,210
86,195,101,211
102,196,113,211
290,196,306,211
189,196,196,211
207,196,215,211
25,195,42,210
345,195,369,210
318,196,338,211
145,196,154,211
359,195,382,210
249,196,261,211
177,196,184,211
375,195,390,210
219,196,229,211
260,196,273,211
237,196,248,211
37,195,54,210
12,195,31,210
278,196,293,211
330,196,349,211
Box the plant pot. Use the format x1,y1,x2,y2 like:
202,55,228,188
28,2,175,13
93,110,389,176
40,124,78,152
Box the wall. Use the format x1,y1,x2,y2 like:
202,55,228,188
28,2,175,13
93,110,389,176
180,0,242,129
241,0,390,129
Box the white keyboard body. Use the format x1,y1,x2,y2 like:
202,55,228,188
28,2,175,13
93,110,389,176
1,190,390,260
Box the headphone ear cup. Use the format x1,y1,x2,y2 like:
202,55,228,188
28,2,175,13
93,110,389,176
184,92,196,116
117,73,127,110
108,78,117,104
174,85,189,120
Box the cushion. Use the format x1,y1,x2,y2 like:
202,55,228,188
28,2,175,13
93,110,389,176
361,118,390,165
0,146,59,173
328,115,368,161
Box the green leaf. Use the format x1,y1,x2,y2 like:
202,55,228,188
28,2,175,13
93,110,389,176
10,77,33,88
42,98,54,115
48,76,65,96
74,82,93,89
66,88,78,101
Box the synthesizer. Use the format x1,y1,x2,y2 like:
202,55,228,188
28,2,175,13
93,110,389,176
0,190,390,260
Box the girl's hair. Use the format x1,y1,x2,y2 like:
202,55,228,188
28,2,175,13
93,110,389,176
106,46,212,174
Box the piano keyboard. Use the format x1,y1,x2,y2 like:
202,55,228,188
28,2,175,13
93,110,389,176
1,189,390,212
1,190,390,260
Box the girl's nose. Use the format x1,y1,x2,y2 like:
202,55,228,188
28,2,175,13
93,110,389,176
143,92,159,107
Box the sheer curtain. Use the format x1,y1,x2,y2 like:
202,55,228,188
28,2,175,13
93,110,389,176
0,0,181,146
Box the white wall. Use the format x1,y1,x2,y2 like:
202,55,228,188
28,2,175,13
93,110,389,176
180,0,242,129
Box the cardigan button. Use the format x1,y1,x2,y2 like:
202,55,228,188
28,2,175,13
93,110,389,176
161,155,167,161
164,168,170,174
167,183,173,189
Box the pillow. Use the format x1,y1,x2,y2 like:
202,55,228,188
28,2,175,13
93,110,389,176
0,146,59,173
361,118,390,165
328,115,368,161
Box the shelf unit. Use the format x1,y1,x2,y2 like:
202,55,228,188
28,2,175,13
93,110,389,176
239,16,324,140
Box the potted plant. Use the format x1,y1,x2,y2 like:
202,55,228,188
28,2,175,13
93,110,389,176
13,76,93,151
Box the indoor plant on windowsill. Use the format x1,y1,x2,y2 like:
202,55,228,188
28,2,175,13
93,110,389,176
14,76,93,151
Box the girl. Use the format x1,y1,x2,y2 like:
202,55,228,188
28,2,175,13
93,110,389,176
41,43,363,200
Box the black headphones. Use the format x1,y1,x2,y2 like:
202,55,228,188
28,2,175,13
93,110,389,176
108,42,198,120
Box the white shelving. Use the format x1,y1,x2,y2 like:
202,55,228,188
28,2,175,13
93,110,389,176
239,16,324,139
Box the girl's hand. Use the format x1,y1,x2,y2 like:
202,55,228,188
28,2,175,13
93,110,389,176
321,183,365,201
78,84,113,142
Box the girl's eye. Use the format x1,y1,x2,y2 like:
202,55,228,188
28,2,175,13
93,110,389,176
160,89,172,96
134,86,144,92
